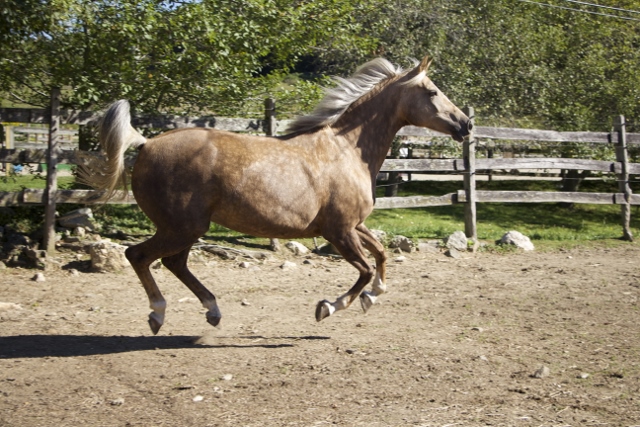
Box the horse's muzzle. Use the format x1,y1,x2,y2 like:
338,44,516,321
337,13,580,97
453,121,473,142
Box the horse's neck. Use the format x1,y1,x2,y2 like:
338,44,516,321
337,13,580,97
332,92,405,176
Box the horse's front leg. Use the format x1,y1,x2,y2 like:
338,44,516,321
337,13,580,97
355,224,387,313
315,230,374,321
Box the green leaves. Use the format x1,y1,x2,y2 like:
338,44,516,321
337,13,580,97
1,0,639,128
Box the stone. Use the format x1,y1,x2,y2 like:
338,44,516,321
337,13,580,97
532,366,550,378
418,241,440,253
73,227,87,238
57,208,98,231
280,261,297,270
32,273,46,282
445,248,463,259
110,398,125,406
389,235,415,253
445,231,468,251
500,230,535,251
285,241,309,255
370,229,387,243
0,302,22,312
221,374,233,381
89,241,129,272
238,261,252,268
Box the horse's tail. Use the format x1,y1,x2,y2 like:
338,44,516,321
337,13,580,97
78,100,147,202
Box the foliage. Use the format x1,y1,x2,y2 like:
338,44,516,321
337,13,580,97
0,0,376,116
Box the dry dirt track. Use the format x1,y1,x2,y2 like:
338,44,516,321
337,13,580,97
1,243,639,427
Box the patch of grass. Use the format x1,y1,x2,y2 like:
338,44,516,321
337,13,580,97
0,174,75,191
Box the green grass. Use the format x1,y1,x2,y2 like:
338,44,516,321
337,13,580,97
1,174,638,248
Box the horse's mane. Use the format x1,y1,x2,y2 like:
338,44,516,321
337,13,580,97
285,58,408,135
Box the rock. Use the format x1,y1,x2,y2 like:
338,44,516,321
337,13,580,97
68,268,79,276
23,247,47,268
32,273,46,282
285,241,309,255
316,243,340,256
58,208,98,231
445,231,468,251
0,261,7,270
221,374,233,381
532,366,550,378
238,261,252,268
192,395,204,402
89,241,129,272
389,235,415,253
499,230,535,251
578,372,590,379
418,241,440,253
445,248,463,259
394,256,407,263
280,261,297,270
370,229,387,243
0,302,22,312
241,299,251,306
110,398,125,406
73,227,87,238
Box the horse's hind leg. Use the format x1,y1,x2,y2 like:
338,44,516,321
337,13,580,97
162,247,221,327
315,229,374,321
356,224,387,313
125,237,172,335
125,228,212,334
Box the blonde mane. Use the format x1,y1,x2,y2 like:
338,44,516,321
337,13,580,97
285,58,409,134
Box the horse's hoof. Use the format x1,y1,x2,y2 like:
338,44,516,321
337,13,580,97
315,300,334,322
359,292,376,313
148,313,163,335
206,312,221,327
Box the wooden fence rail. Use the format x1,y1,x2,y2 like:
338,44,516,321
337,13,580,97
1,97,638,251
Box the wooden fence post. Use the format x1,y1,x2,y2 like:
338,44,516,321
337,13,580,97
614,115,633,241
42,87,61,253
462,106,477,250
2,125,14,175
264,98,277,137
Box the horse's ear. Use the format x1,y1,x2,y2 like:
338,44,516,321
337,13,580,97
419,55,433,73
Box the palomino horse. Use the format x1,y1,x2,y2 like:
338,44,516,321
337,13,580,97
81,56,471,334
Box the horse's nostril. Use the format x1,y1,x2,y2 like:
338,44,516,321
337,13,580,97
467,122,473,131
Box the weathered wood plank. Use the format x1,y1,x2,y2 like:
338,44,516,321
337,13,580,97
380,158,457,172
21,189,136,205
473,127,611,143
476,158,618,172
0,192,21,206
374,193,457,209
457,189,640,205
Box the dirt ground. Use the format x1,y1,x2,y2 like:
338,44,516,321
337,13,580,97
1,241,639,427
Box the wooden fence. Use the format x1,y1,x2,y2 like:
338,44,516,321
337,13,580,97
1,94,639,252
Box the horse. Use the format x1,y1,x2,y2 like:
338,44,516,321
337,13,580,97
80,55,471,335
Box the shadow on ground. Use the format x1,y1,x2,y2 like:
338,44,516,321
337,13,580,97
0,334,330,359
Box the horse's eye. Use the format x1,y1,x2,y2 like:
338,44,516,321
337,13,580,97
425,89,438,98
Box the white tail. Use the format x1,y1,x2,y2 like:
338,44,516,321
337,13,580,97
78,100,146,201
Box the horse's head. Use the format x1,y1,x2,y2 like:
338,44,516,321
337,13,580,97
398,56,472,142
